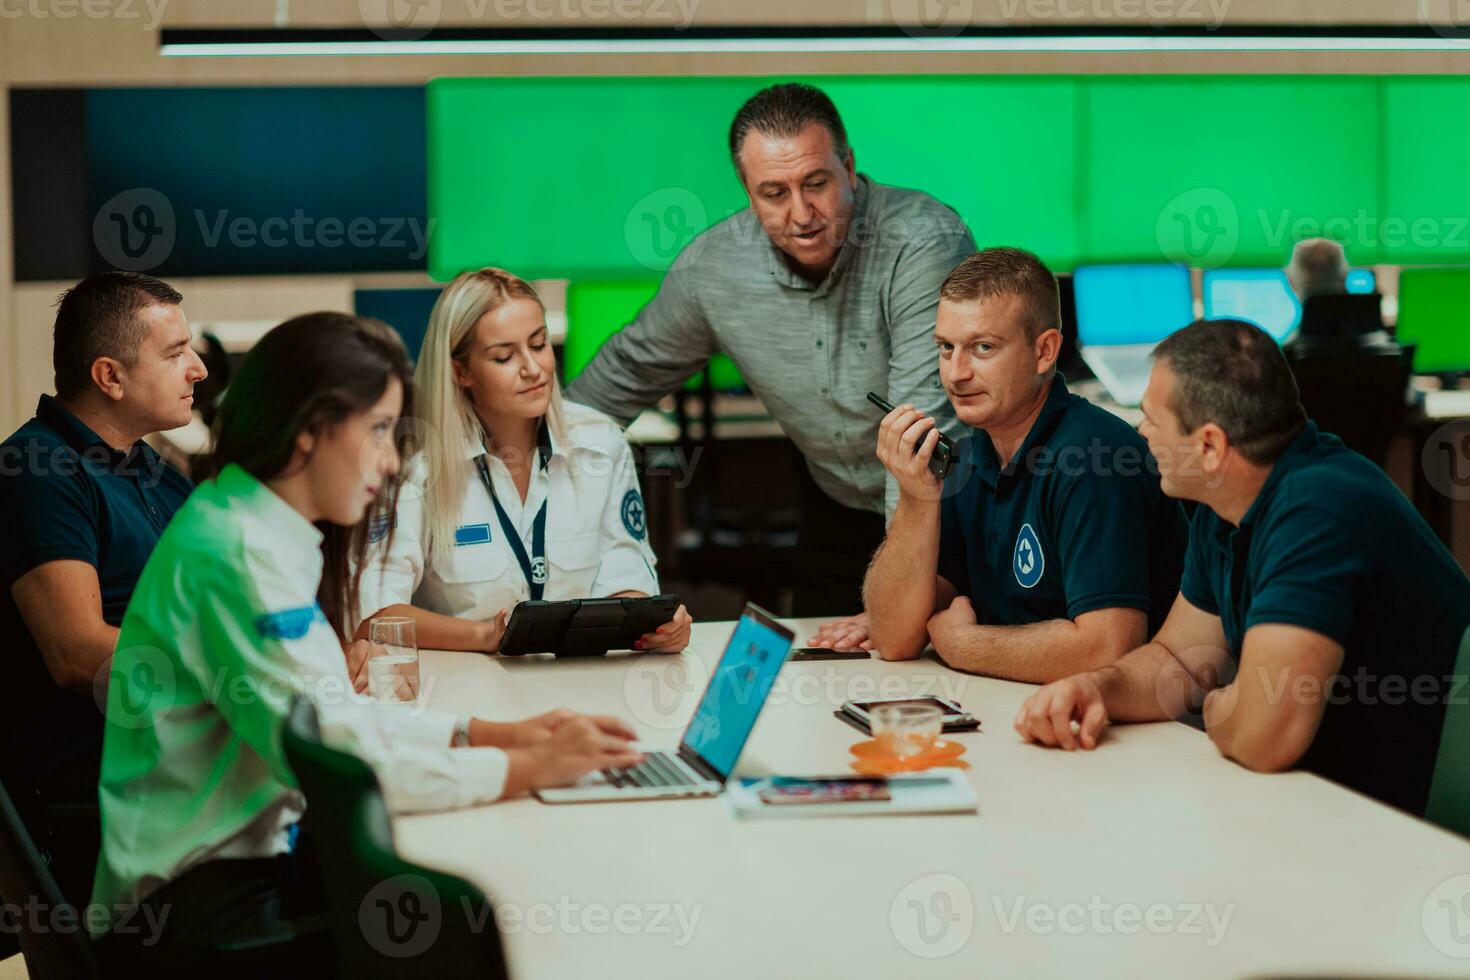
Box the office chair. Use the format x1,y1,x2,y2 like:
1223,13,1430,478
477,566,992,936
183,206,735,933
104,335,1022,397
0,777,102,979
1427,625,1470,838
1284,344,1414,469
281,698,512,979
1296,293,1385,344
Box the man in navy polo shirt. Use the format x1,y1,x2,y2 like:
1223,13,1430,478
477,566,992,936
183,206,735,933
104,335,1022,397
0,271,206,902
1016,319,1470,816
864,248,1186,680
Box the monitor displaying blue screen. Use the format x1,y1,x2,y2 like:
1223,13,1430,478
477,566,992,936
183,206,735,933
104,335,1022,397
1073,264,1194,347
681,614,792,777
1201,268,1302,342
1346,269,1377,294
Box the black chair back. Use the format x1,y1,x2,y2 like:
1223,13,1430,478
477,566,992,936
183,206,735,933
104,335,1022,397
281,698,511,979
1285,344,1414,468
1298,292,1385,343
0,778,100,979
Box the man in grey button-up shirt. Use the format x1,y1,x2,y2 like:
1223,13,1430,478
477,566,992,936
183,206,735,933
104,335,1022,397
568,83,975,624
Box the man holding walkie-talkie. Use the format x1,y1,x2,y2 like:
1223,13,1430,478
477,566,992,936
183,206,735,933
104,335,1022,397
864,248,1187,680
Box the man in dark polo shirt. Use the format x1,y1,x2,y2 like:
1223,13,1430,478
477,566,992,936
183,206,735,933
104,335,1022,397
1016,319,1470,816
0,271,205,903
864,248,1186,680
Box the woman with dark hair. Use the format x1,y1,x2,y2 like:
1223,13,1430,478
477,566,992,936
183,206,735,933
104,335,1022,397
89,313,641,971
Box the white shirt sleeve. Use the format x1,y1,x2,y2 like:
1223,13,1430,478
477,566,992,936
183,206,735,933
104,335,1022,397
193,545,508,814
358,464,430,625
589,437,661,597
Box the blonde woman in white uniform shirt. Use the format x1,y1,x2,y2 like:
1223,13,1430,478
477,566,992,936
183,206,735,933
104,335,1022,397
358,267,692,655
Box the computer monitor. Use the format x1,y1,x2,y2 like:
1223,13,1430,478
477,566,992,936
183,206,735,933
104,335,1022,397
1397,268,1470,374
1346,269,1377,295
1072,264,1194,347
564,280,744,391
1201,268,1302,343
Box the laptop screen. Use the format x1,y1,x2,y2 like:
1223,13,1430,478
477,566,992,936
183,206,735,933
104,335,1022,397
679,609,793,779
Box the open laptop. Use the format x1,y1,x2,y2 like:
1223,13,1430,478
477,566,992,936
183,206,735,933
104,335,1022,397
535,603,795,804
1080,342,1157,408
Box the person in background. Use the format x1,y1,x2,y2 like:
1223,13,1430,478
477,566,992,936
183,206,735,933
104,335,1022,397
1015,320,1470,816
91,313,643,971
1285,237,1349,302
357,267,690,656
863,248,1186,678
1286,237,1394,350
565,82,976,640
0,271,206,906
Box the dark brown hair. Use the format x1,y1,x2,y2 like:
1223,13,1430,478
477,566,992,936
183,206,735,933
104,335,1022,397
728,83,851,178
201,312,415,643
53,271,183,398
1152,319,1308,465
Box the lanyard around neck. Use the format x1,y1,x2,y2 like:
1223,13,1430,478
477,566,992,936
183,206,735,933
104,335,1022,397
473,454,547,601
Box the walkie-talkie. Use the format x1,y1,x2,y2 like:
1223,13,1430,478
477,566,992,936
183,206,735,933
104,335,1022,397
866,392,955,481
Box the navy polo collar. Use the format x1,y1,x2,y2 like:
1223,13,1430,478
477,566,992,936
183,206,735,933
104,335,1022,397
34,394,160,471
36,395,108,453
969,374,1073,490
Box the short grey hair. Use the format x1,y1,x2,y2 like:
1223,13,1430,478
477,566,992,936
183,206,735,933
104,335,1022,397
1286,238,1349,301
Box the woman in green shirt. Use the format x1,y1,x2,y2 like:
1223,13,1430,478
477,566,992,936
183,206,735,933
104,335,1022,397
91,313,642,972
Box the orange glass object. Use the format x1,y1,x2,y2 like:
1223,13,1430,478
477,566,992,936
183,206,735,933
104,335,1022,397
849,738,969,775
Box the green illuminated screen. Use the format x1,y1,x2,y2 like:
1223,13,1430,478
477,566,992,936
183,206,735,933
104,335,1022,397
563,280,744,392
427,75,1074,279
428,75,1470,280
1397,268,1470,373
1381,78,1470,267
1082,77,1380,266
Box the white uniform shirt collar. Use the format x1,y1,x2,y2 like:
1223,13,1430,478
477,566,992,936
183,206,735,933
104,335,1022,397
466,421,556,535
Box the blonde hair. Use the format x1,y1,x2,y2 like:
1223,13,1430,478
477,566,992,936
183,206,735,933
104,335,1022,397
416,267,571,566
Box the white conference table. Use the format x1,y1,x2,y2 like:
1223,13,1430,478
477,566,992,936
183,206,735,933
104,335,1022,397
395,618,1470,979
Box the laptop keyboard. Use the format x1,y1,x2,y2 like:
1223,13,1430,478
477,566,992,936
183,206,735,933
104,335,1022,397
601,751,701,789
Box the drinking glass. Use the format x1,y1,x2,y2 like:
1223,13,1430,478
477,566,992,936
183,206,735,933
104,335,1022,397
871,703,942,759
367,616,420,704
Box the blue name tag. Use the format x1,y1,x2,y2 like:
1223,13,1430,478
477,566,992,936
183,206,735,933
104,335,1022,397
255,604,327,641
454,523,492,546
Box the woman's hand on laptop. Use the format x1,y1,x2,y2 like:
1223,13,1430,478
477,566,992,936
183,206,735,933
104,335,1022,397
472,710,637,750
485,709,578,748
519,715,644,790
